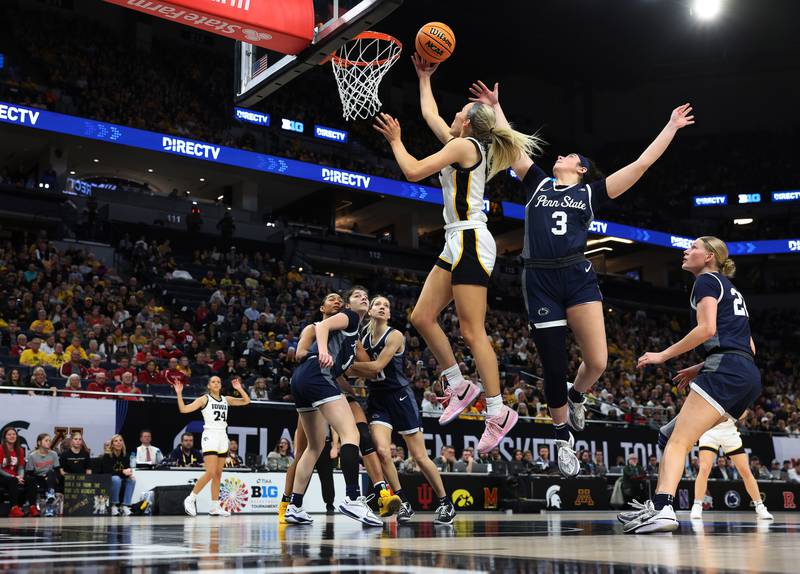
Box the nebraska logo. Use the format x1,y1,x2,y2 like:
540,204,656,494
483,487,498,510
417,483,434,510
574,488,595,507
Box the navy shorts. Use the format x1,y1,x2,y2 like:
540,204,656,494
367,386,423,435
522,261,603,328
290,360,343,412
690,353,761,420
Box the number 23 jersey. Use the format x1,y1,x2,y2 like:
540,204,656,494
521,164,608,260
201,394,229,431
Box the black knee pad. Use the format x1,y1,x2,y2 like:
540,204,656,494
531,325,568,409
357,422,376,456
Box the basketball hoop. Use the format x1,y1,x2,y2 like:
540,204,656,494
331,31,402,121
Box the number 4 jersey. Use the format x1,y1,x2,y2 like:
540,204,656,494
690,272,753,356
201,394,229,431
521,164,608,261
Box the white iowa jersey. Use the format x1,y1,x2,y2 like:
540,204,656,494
201,394,229,431
439,137,488,226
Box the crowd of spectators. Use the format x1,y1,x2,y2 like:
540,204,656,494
2,2,798,241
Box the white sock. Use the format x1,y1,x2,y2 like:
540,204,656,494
485,394,503,417
211,499,219,507
442,364,466,393
188,492,197,501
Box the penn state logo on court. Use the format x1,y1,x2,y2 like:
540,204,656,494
546,485,562,509
724,490,742,509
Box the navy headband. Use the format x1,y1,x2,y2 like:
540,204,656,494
577,154,591,171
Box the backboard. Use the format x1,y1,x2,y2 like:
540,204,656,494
235,0,403,106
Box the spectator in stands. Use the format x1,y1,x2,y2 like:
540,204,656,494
86,354,108,382
244,301,261,322
5,368,24,393
167,433,201,467
29,309,54,335
645,454,659,477
177,356,192,377
454,447,476,473
270,376,292,402
224,438,243,468
266,438,293,472
87,371,112,396
788,461,800,483
131,430,163,468
112,357,137,383
137,360,163,387
59,432,92,476
711,456,733,480
622,455,647,503
45,343,68,369
249,377,269,400
533,446,557,474
393,446,406,470
0,426,28,517
19,338,46,367
63,374,83,398
750,456,772,480
27,367,56,397
59,350,87,379
163,357,190,387
159,338,182,360
579,450,595,475
434,445,456,473
40,336,56,356
100,434,135,516
65,337,88,360
10,334,28,358
24,433,60,516
421,391,444,415
192,353,212,377
594,451,608,477
114,371,142,401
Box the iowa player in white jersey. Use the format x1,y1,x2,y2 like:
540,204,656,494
174,376,250,517
621,237,764,533
470,80,694,476
373,54,543,454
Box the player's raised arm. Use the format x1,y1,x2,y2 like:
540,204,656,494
175,381,206,413
469,80,535,179
413,53,452,144
605,104,694,199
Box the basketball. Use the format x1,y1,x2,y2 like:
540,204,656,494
415,22,456,64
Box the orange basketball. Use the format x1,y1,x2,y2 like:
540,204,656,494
415,22,455,64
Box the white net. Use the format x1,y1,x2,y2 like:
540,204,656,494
331,32,402,121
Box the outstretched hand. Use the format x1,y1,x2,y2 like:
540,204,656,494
373,113,402,144
468,80,499,107
637,351,666,369
173,381,184,395
412,52,439,78
669,103,695,129
672,364,703,392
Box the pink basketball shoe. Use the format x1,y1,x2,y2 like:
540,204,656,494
438,381,480,426
477,405,519,454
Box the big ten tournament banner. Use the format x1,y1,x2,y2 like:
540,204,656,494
0,395,115,456
63,474,112,516
394,473,507,512
419,417,779,468
131,470,344,514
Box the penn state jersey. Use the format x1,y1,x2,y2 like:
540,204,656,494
690,272,753,355
439,137,488,225
201,394,229,431
307,309,361,378
521,164,608,260
361,327,409,391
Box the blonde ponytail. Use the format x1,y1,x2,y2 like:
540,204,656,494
699,236,736,277
468,103,545,181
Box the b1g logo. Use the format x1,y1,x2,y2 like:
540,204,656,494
251,484,279,499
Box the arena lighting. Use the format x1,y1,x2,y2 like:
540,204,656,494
147,168,154,173
200,177,206,182
584,247,613,256
192,201,198,206
734,218,754,225
586,236,634,246
69,170,76,175
691,0,723,21
216,195,224,201
92,158,100,163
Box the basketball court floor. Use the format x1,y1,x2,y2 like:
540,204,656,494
1,511,797,573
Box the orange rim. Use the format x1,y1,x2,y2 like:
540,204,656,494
330,31,403,68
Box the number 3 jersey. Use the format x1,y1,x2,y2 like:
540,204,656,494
201,394,229,431
521,164,608,260
690,272,753,356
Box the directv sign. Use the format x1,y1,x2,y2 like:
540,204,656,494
314,125,348,143
772,190,800,203
2,99,797,256
693,195,727,207
738,193,761,204
234,107,270,127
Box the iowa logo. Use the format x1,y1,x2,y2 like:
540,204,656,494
483,487,498,510
452,489,474,508
574,488,595,507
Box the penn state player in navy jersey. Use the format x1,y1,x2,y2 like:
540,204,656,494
374,55,544,455
621,237,762,533
285,285,382,527
470,80,694,476
348,296,455,525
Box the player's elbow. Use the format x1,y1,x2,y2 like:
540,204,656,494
698,324,716,340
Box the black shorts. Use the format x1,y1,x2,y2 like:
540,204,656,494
435,227,496,287
367,386,423,435
291,361,343,412
522,261,603,328
691,353,761,420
